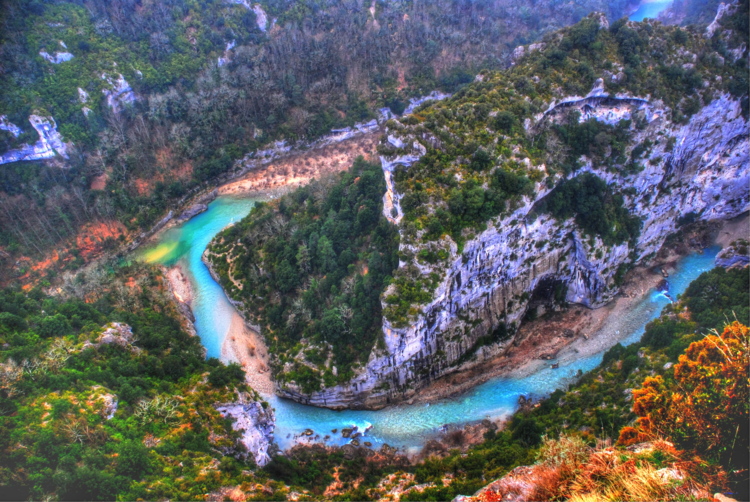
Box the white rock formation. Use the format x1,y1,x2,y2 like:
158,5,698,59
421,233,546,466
715,239,749,269
278,89,749,409
227,0,269,31
0,115,69,165
39,50,74,64
253,4,269,32
218,40,236,67
77,88,93,117
403,91,451,115
85,322,142,354
0,116,22,137
101,73,137,113
510,42,545,65
216,393,275,466
706,2,737,38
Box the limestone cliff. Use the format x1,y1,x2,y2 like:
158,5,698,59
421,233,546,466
0,115,69,165
277,88,748,410
216,392,276,467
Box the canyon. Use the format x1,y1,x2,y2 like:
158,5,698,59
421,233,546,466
277,87,748,409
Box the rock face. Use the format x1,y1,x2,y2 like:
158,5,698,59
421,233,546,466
716,239,750,269
277,88,749,409
101,73,136,113
402,91,451,115
216,394,275,466
0,116,22,137
226,0,270,32
706,1,738,38
178,189,217,221
178,204,208,221
39,50,74,64
0,115,69,165
85,322,141,354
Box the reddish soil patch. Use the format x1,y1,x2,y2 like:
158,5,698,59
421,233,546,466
90,173,108,190
76,221,128,261
133,178,152,196
132,148,193,197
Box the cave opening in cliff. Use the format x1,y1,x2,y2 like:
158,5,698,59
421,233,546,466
524,277,569,321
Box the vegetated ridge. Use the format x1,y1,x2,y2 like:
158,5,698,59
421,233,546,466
0,0,638,284
207,1,749,409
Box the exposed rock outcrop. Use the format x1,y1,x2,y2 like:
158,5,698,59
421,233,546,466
277,86,749,409
716,239,749,269
403,91,451,115
706,1,738,38
178,190,217,221
178,204,208,222
101,73,136,113
217,40,236,66
88,322,141,354
216,393,275,466
226,0,270,32
0,115,69,165
39,50,74,64
0,116,22,137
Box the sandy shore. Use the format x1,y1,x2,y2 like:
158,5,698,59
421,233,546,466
220,133,379,196
165,265,193,305
221,312,275,396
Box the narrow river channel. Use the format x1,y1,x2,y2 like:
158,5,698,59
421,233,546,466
629,1,673,22
138,193,718,453
138,4,694,450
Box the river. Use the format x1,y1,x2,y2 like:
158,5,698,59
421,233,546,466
138,5,693,449
138,193,718,453
629,0,673,22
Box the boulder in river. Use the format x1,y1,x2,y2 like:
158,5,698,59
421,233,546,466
177,203,208,221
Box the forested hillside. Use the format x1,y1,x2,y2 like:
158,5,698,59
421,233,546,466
207,157,399,390
0,263,272,500
0,0,635,273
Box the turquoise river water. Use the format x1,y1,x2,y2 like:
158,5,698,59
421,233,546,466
629,0,673,22
138,194,719,452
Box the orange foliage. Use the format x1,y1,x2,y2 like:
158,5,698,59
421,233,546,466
629,322,749,477
616,426,649,447
76,221,127,261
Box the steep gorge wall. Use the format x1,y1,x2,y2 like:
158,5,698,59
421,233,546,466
278,90,749,409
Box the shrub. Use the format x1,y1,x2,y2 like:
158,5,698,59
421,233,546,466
629,322,749,489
